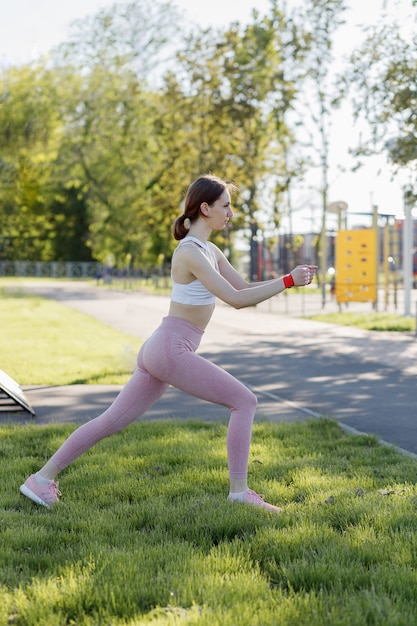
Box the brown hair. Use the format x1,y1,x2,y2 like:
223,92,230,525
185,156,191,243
172,174,236,240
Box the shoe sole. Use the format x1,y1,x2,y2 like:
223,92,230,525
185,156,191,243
20,484,52,509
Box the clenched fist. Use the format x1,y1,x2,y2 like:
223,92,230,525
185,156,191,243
288,265,318,287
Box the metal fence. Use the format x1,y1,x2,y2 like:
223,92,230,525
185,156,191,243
0,261,102,278
3,261,415,330
0,260,172,284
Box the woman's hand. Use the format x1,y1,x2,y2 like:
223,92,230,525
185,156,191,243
289,265,318,287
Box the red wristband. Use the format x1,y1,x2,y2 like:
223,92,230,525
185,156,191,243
283,274,294,288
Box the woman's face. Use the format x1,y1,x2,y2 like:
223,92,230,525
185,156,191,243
207,190,233,230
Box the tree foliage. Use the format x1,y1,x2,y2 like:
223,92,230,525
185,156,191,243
287,0,347,196
2,0,412,268
349,1,417,173
0,65,90,260
54,0,182,79
0,0,309,266
162,4,302,244
1,1,182,265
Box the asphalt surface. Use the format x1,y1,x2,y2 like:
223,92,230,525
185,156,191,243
2,281,417,457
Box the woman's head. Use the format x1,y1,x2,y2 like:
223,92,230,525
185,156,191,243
172,174,236,240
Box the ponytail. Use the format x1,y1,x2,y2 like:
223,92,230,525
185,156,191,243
172,215,191,240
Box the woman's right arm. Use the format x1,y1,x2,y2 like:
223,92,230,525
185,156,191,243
178,245,316,309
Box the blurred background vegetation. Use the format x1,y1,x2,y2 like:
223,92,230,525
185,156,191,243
0,0,416,270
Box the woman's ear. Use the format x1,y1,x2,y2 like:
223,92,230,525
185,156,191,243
200,202,210,217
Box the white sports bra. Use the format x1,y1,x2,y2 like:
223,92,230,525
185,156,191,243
171,236,219,306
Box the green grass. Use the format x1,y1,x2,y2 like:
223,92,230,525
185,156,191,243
2,418,417,625
0,289,141,385
309,311,416,332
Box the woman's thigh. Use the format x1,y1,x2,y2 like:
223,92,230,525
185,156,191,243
141,329,254,409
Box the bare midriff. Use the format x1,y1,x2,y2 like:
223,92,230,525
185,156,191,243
168,301,216,331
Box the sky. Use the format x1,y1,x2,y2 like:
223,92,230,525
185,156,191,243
0,0,414,232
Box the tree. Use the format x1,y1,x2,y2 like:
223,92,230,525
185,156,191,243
0,0,353,270
288,0,347,304
54,0,182,81
0,64,80,261
349,1,417,178
49,0,183,267
56,64,158,265
157,4,301,269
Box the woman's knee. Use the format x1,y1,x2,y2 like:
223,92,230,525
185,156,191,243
239,387,257,414
249,389,258,411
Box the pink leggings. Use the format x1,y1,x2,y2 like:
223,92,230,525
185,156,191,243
51,316,257,480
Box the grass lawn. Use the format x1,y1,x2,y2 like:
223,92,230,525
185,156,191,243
0,288,141,385
309,311,416,332
2,418,417,625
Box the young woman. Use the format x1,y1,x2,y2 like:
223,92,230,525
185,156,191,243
20,174,317,513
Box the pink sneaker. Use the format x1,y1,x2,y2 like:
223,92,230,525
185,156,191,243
20,474,61,509
229,489,281,513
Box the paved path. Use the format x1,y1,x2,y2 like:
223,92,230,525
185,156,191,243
3,281,417,456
